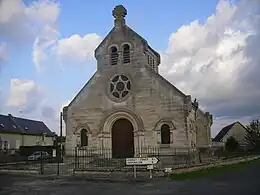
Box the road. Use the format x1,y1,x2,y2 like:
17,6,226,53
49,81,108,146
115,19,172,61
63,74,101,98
0,165,259,195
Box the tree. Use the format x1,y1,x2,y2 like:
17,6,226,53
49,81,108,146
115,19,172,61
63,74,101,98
225,136,239,152
245,119,260,151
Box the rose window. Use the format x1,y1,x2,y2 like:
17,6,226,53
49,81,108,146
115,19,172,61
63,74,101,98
109,74,131,100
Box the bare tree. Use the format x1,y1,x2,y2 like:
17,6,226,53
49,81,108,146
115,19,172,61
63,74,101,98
245,119,260,151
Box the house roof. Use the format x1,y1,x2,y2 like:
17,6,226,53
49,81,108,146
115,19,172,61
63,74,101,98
212,121,247,142
0,114,54,137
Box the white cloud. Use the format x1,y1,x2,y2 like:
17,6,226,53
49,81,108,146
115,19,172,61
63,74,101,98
0,42,8,68
33,24,60,72
4,78,60,133
0,0,60,43
55,33,102,63
160,0,260,128
0,0,60,71
0,0,101,71
33,32,102,71
0,88,3,113
6,79,44,113
60,100,70,111
25,0,60,23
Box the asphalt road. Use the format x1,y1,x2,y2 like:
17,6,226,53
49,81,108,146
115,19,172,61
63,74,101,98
0,165,259,195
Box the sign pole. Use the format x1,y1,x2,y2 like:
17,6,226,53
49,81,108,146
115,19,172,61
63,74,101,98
133,165,137,179
149,168,152,179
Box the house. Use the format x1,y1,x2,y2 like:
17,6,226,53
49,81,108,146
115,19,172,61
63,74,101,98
63,5,213,158
0,114,55,150
212,121,248,147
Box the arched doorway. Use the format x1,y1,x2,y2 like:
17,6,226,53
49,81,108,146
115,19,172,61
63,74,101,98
112,118,134,158
161,124,170,144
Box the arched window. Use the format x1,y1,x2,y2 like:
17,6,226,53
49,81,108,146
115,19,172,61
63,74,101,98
110,46,118,65
80,129,88,147
161,124,170,144
123,44,130,64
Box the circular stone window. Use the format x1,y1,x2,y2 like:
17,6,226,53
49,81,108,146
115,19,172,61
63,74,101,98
109,74,131,101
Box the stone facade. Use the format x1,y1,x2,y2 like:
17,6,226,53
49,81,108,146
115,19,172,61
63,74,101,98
63,5,213,157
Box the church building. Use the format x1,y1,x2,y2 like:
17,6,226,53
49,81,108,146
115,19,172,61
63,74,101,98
63,5,213,158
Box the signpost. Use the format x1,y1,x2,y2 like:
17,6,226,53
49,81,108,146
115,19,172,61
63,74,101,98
52,149,56,157
126,157,159,166
126,157,159,179
147,165,154,179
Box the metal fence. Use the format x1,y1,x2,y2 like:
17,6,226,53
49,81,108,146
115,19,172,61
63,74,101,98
0,148,73,176
2,146,258,176
72,146,213,171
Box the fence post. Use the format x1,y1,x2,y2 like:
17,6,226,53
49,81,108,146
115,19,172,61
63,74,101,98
74,147,78,169
57,146,60,176
40,152,43,175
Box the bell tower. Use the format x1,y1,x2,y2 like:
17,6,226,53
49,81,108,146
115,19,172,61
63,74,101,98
94,5,160,73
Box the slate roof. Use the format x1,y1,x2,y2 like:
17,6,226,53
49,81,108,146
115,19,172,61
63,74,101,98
212,121,246,142
0,114,54,137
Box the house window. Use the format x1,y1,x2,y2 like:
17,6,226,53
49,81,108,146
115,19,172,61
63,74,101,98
3,141,8,150
110,46,118,65
148,56,151,66
161,124,170,144
80,129,88,147
123,44,130,64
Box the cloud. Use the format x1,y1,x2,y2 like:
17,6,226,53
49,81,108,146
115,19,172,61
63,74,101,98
0,0,60,71
160,0,260,128
0,88,3,113
6,79,44,113
32,24,60,71
0,0,101,71
41,106,56,119
55,33,102,63
33,32,102,71
0,42,8,71
0,0,60,44
4,78,59,132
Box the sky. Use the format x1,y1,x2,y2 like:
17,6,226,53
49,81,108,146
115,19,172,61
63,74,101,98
0,0,259,137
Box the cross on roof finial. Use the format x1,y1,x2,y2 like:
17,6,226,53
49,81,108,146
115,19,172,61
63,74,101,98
112,5,127,19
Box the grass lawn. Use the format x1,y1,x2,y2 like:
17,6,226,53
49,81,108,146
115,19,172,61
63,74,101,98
169,158,260,180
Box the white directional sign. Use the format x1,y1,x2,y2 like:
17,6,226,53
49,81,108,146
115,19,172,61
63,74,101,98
147,165,154,170
164,168,172,173
126,157,159,165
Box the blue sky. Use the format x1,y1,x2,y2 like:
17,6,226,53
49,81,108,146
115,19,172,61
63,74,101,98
0,0,259,136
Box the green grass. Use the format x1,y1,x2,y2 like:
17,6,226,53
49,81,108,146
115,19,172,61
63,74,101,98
169,158,260,180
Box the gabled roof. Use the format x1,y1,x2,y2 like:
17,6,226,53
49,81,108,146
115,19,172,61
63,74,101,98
94,25,160,60
212,121,247,142
0,114,54,137
67,72,97,108
145,66,186,98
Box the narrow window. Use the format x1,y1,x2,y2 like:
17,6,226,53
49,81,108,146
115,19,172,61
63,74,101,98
110,46,118,65
123,44,130,64
161,124,170,144
80,129,88,147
